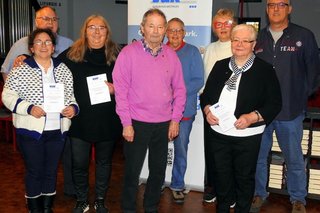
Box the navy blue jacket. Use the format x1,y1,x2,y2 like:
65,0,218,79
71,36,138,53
255,23,320,121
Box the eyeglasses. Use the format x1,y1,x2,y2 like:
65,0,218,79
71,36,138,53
214,20,233,29
37,16,59,22
33,40,53,46
231,38,255,45
267,2,289,9
167,28,184,35
87,25,107,32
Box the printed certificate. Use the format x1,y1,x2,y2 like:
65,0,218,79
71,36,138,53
209,102,237,132
43,83,64,113
86,74,111,105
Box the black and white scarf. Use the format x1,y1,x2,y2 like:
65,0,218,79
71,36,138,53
225,54,255,91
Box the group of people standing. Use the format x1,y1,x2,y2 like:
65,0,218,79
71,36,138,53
1,1,320,213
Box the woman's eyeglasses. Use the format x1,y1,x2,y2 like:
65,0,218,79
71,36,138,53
33,40,53,46
87,25,107,32
167,28,184,35
214,20,233,29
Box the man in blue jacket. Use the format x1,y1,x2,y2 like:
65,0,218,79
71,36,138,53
166,17,204,203
251,1,320,213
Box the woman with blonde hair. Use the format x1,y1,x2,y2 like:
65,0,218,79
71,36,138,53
58,14,121,213
202,8,237,204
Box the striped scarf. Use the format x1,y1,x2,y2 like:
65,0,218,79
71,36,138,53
225,54,255,91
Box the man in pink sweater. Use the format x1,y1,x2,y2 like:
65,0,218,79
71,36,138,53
113,8,186,213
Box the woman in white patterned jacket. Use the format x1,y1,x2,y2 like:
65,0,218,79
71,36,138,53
1,28,79,213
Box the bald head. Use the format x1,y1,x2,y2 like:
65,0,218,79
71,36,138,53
35,6,59,34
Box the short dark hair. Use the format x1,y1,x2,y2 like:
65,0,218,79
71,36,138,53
28,28,56,52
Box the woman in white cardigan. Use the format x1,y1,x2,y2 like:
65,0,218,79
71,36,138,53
2,28,78,213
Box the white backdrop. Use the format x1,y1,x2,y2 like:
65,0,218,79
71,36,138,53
128,0,213,192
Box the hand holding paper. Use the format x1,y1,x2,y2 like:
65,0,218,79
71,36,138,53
87,74,111,105
209,102,237,132
43,83,64,113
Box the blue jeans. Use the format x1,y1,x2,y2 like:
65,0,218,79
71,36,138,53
17,130,65,197
170,116,195,191
254,113,307,204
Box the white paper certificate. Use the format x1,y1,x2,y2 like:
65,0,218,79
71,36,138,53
43,83,65,113
209,102,237,132
86,74,111,105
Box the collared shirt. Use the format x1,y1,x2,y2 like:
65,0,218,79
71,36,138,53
141,39,163,57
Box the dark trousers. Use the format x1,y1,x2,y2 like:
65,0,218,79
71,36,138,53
62,137,75,195
207,130,262,213
70,137,115,201
121,120,169,213
204,122,216,195
17,130,65,197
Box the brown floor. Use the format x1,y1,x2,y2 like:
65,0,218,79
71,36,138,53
0,131,319,213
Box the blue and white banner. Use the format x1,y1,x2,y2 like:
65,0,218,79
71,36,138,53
128,0,212,53
129,0,213,191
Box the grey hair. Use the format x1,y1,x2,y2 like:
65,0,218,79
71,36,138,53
231,24,258,41
141,8,167,27
168,17,185,29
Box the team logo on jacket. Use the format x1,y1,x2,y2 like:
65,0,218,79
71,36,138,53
296,41,302,47
280,40,302,52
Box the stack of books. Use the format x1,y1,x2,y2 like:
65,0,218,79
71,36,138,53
271,133,281,152
312,131,320,156
269,164,284,189
301,130,309,155
309,168,320,195
269,154,286,189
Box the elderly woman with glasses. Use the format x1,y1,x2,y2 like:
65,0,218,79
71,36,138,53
58,14,121,213
202,8,237,204
2,28,78,213
200,24,282,213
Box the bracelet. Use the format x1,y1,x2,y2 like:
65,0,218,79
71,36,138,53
254,110,260,122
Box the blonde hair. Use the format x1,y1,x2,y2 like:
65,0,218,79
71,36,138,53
212,8,237,27
67,14,119,65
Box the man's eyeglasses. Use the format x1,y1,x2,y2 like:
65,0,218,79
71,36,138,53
37,16,59,22
231,38,255,45
167,28,184,35
214,20,233,29
267,2,289,9
87,25,107,32
33,40,53,46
